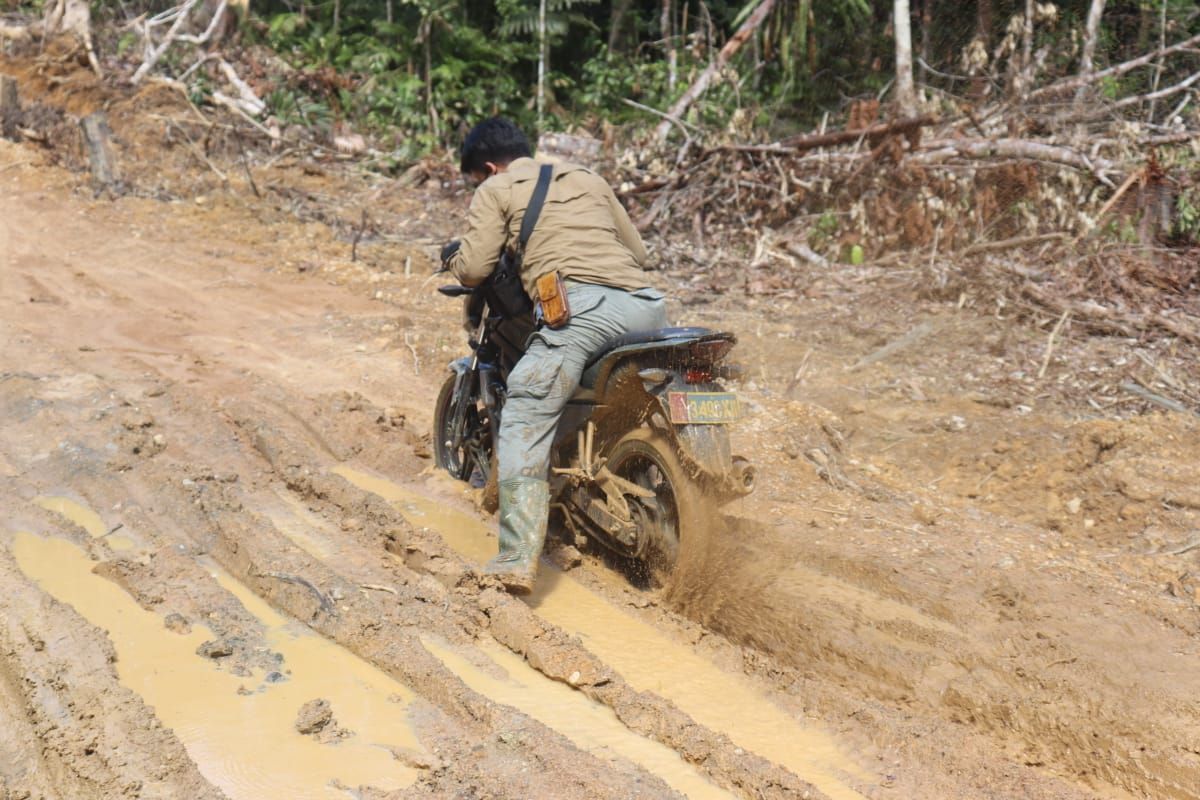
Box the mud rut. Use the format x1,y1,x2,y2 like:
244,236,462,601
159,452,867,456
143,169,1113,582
1,143,1199,800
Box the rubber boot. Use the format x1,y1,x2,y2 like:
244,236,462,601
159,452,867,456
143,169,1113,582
483,477,549,595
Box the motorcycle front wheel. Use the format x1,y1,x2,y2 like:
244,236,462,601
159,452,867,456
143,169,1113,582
432,372,493,490
605,427,715,587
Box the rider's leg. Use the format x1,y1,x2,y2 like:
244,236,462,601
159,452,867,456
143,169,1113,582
485,284,666,593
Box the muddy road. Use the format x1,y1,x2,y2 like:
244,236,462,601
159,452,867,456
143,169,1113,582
2,104,1200,798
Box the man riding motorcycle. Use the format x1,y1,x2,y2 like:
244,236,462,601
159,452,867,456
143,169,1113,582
441,117,666,594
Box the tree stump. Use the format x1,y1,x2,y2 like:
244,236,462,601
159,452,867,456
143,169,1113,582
79,112,118,189
0,75,19,141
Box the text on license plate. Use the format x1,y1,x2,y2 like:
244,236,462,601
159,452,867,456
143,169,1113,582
667,392,741,424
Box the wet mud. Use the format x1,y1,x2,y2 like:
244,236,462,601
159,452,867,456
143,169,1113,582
2,77,1199,800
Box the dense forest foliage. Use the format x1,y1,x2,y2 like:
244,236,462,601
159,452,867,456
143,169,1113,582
16,0,1192,156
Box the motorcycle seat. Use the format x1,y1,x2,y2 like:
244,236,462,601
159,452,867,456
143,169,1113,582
579,326,715,390
585,327,714,368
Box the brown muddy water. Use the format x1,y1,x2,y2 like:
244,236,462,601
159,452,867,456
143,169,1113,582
335,465,870,800
424,635,734,800
34,495,135,551
17,500,424,800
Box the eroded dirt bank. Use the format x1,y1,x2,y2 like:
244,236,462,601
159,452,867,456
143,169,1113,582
2,69,1200,799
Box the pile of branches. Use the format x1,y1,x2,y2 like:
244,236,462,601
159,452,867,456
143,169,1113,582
614,31,1200,345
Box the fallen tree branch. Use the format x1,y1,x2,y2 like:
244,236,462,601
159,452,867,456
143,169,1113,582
211,91,277,139
216,58,265,117
1121,381,1194,415
169,119,227,182
176,0,227,44
1024,31,1200,104
1021,283,1200,345
1067,69,1200,121
961,232,1067,256
622,98,700,136
1038,310,1071,379
131,0,202,85
653,0,778,143
1092,166,1144,225
778,115,936,153
915,138,1117,187
846,321,936,372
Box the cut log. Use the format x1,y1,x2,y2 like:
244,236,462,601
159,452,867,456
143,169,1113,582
0,76,20,141
79,112,118,189
779,115,936,152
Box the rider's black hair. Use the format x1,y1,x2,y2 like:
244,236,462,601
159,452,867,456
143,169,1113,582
459,117,532,176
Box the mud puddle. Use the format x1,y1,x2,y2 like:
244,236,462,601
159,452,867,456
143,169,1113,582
336,466,871,800
16,500,426,800
424,636,734,800
34,495,134,551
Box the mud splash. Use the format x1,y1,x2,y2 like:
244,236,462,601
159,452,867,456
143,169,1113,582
424,636,735,800
15,519,424,799
335,466,871,800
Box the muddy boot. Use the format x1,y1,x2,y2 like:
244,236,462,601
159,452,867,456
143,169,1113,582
483,477,549,595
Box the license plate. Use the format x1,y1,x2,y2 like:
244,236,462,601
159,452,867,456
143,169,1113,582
667,392,741,424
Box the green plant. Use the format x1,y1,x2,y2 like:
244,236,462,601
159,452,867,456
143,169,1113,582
1176,188,1200,242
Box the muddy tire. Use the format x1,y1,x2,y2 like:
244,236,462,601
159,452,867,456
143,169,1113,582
432,372,492,486
606,427,714,586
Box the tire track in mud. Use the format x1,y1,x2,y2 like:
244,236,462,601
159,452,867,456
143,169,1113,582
6,157,1200,798
0,519,222,800
227,398,841,799
329,464,871,799
0,404,693,798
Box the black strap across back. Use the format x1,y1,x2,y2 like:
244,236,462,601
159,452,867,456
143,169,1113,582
518,163,554,254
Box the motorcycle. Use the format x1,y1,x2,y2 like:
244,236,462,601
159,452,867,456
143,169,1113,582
432,279,755,583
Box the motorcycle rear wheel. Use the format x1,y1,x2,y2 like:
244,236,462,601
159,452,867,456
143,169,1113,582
432,372,493,488
606,427,713,586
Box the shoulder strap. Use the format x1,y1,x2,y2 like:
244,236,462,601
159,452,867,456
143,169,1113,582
517,163,554,252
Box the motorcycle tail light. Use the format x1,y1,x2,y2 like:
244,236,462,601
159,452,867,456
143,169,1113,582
685,367,712,384
689,339,734,364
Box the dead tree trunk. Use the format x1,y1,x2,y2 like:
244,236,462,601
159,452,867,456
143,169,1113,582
1076,0,1107,102
79,112,118,191
893,0,916,117
0,76,19,142
653,0,778,143
662,0,677,93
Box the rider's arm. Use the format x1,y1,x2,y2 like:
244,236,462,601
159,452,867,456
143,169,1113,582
447,183,507,287
605,184,648,268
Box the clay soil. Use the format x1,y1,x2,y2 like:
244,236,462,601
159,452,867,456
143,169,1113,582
2,50,1200,800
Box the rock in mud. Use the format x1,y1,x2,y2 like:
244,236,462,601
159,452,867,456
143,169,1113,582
163,612,191,634
294,698,352,741
196,639,234,659
295,698,334,735
546,541,582,571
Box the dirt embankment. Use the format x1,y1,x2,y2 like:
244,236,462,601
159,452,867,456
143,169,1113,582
3,45,1200,800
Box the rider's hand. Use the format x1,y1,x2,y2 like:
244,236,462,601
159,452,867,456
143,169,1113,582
440,239,461,267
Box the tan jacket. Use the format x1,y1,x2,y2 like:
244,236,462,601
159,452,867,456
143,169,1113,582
447,157,656,296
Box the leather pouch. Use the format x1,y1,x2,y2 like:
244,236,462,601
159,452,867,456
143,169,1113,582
535,271,571,329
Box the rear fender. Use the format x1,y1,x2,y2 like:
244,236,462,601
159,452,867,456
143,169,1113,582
641,374,743,492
